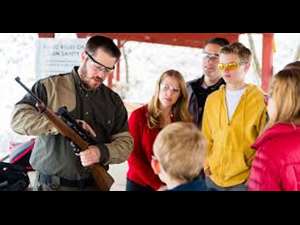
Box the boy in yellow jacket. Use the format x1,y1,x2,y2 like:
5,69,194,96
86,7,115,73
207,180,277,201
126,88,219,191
202,42,267,191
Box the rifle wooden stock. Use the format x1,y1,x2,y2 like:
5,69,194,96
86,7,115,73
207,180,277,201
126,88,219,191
43,108,114,191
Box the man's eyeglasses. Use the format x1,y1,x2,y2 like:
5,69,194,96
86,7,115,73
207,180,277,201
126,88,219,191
85,51,115,73
217,62,245,72
202,51,219,61
160,83,180,94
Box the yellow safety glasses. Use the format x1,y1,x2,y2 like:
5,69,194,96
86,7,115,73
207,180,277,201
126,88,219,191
217,62,241,72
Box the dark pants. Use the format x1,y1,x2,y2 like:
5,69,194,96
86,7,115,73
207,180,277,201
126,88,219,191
205,176,247,191
126,178,154,191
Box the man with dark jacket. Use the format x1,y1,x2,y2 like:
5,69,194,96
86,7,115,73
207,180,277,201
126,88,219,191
11,35,133,191
187,38,229,127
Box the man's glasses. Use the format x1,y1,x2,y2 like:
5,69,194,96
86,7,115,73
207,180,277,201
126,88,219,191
160,83,180,94
85,51,115,74
202,51,219,61
217,62,245,72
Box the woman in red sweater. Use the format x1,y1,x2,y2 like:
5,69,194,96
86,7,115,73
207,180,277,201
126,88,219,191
126,70,192,191
248,64,300,191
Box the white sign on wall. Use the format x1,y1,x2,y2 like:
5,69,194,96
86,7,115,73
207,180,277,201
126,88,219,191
35,38,86,79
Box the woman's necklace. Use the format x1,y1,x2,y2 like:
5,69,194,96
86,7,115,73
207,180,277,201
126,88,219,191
160,112,174,128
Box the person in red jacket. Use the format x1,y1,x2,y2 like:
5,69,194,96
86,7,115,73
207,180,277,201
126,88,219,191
126,70,192,191
248,65,300,191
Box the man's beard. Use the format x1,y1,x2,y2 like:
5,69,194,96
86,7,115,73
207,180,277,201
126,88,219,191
80,63,102,90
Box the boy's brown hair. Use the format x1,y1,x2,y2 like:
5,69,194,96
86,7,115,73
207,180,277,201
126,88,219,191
220,42,252,63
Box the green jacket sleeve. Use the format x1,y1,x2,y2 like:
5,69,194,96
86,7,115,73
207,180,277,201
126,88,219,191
10,81,58,136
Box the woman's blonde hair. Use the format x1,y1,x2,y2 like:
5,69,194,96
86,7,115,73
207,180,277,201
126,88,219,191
267,67,300,128
147,70,192,129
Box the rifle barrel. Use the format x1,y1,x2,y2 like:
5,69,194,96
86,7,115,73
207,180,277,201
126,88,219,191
15,77,42,104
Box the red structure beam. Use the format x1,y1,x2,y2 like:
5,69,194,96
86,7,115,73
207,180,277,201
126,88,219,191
76,33,239,48
261,33,274,92
38,33,55,38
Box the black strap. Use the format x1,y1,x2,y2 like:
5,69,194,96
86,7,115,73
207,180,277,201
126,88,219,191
39,173,95,188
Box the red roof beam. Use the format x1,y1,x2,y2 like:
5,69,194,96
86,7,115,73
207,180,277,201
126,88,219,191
76,33,240,48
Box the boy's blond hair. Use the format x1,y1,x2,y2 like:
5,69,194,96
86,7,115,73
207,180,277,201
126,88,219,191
153,122,206,182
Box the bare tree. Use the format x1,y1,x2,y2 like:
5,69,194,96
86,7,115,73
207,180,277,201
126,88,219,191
293,44,300,61
247,33,262,78
121,41,129,84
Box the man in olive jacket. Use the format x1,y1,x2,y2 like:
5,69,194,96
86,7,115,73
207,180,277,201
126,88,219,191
11,35,133,191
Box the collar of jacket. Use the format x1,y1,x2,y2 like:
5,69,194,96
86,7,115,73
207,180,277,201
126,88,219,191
253,123,300,149
189,75,225,92
202,76,226,91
